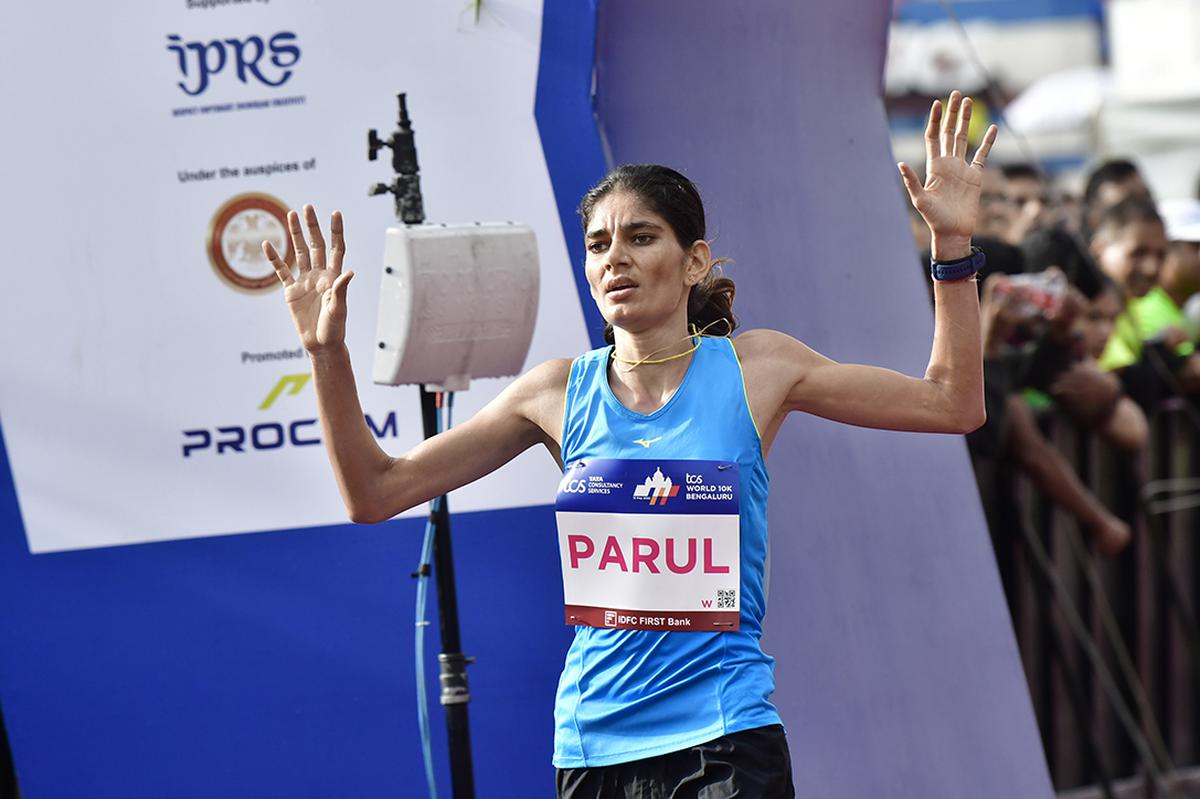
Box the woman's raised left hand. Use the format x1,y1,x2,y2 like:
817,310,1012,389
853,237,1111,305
898,90,998,258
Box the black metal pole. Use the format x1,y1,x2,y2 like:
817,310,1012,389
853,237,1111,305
420,387,475,799
371,93,475,798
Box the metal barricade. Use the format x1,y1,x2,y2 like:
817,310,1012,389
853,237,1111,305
983,401,1200,797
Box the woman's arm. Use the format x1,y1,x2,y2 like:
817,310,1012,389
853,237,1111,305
308,344,567,523
738,319,983,436
264,206,567,524
739,91,995,436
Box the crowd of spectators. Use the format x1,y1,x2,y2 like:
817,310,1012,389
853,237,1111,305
912,157,1200,557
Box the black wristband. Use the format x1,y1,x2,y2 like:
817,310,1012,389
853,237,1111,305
930,246,985,281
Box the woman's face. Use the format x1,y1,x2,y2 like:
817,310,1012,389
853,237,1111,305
583,191,703,335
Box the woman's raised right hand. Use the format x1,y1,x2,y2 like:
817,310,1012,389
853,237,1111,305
262,204,354,352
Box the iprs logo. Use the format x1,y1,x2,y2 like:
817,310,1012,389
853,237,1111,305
166,31,301,96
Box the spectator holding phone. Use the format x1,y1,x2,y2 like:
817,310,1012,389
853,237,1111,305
970,272,1132,556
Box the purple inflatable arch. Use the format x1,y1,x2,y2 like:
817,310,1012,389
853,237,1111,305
591,2,1053,796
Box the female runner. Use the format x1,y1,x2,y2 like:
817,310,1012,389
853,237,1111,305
263,91,997,798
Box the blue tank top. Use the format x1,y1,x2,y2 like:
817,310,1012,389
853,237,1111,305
554,335,780,768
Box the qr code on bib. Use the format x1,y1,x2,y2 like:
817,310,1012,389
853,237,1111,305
717,589,736,609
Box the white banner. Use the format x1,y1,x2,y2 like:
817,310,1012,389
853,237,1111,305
0,0,589,552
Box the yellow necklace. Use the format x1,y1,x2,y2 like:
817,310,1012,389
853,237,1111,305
610,318,732,371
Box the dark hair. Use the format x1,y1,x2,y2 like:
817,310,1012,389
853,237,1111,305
1000,163,1041,182
1091,196,1163,244
1083,158,1141,211
578,164,737,344
1092,271,1121,299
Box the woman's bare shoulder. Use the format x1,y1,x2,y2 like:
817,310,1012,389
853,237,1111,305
466,358,573,451
731,328,828,396
731,328,806,363
517,357,573,394
503,357,574,424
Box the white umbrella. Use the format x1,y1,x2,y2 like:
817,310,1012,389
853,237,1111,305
1004,66,1112,136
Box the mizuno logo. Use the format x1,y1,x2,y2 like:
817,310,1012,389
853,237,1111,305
633,436,662,448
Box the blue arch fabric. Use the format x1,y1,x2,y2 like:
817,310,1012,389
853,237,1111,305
534,0,610,349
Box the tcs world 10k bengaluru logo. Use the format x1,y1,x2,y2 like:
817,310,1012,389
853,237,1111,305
208,193,294,292
633,467,681,507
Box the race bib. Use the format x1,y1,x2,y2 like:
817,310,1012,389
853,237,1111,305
555,459,740,632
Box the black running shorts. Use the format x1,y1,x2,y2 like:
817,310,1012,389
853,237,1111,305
556,724,795,799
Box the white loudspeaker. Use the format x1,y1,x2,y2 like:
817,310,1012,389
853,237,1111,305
371,223,539,391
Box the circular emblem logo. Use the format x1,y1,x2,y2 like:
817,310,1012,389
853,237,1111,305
207,192,295,292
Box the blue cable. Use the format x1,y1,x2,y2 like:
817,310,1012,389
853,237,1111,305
414,392,447,799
